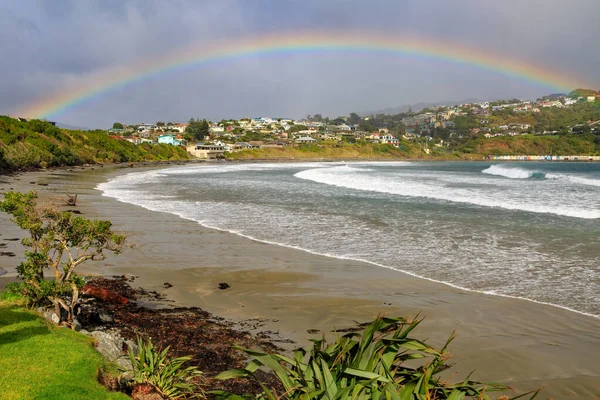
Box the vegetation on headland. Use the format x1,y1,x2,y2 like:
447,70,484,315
227,142,430,160
0,116,190,171
0,191,541,399
457,134,598,157
0,297,128,400
226,134,600,160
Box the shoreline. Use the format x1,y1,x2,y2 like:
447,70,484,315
156,212,600,322
1,163,600,398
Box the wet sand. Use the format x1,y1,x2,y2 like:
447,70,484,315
1,165,599,399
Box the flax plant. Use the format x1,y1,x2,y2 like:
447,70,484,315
213,316,540,400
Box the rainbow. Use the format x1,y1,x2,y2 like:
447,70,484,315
15,31,588,119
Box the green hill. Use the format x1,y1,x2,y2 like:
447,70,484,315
459,134,600,156
227,141,429,160
0,116,190,171
568,88,599,98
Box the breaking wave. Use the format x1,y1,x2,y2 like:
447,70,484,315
482,165,546,179
295,166,599,219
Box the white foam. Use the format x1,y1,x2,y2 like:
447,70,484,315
546,173,600,187
156,162,350,176
483,164,600,187
295,166,600,219
96,173,600,320
482,164,540,179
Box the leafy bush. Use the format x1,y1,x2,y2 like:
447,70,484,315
0,191,126,327
214,316,540,400
129,336,205,399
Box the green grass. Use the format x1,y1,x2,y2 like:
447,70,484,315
0,300,129,400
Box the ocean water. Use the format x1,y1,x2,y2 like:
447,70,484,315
97,161,600,317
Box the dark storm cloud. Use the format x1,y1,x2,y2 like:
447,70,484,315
0,0,598,127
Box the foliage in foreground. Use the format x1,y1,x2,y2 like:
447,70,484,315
0,190,126,327
213,316,540,400
129,336,206,399
0,300,128,400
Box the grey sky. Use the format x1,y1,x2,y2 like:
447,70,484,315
0,0,598,128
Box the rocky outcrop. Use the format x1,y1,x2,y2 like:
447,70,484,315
89,330,134,372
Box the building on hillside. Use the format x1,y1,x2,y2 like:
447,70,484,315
158,134,184,146
248,141,264,148
210,125,225,133
379,135,399,146
187,143,225,159
125,137,142,145
171,123,189,133
263,140,290,148
138,123,157,132
296,136,317,144
233,142,253,150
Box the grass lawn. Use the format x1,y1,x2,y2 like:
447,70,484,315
0,299,129,400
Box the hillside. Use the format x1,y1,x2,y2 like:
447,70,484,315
227,141,432,160
459,134,599,156
0,116,190,171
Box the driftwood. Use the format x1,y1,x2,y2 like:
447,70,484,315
49,194,78,207
66,194,77,206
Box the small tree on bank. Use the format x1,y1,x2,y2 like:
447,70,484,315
0,191,126,327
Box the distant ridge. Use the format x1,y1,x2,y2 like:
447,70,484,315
361,98,482,116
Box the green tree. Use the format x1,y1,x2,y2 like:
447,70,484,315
185,118,211,141
349,112,361,125
112,122,124,129
287,124,308,133
358,123,375,132
0,191,126,328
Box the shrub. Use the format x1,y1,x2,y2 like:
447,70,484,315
0,191,126,327
0,282,26,303
214,316,540,399
129,336,205,399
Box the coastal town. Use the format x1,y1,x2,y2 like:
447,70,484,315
106,91,600,160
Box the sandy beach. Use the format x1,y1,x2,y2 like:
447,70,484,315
1,164,599,399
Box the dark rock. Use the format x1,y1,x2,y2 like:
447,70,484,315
218,282,231,290
99,311,114,324
163,282,173,289
71,210,82,214
0,252,15,257
72,318,82,331
306,329,320,334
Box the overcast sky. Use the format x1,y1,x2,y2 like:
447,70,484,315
1,0,598,128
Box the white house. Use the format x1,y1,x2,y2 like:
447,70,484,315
296,136,317,144
379,135,399,146
171,123,188,133
137,123,157,132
